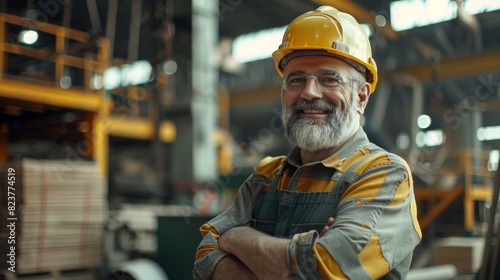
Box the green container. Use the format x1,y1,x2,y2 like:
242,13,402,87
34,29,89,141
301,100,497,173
156,216,214,280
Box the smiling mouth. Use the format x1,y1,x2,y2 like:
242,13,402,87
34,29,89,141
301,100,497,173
301,109,329,114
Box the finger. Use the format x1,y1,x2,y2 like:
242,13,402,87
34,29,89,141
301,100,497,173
319,225,330,237
319,217,335,237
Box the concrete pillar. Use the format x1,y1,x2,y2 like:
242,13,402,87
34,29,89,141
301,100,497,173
191,0,219,182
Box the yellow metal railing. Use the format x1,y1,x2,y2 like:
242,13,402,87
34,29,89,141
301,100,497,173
0,13,108,93
415,148,495,233
0,13,178,176
0,13,111,175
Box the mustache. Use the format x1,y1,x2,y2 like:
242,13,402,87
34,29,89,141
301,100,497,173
289,99,336,114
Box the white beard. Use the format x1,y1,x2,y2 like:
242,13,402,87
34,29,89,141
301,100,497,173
282,99,358,152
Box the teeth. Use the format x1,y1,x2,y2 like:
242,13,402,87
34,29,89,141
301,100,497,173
302,109,327,114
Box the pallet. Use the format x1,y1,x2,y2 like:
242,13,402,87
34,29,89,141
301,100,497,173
0,159,107,276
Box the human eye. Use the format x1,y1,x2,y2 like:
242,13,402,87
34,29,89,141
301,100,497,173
318,73,341,86
286,74,307,85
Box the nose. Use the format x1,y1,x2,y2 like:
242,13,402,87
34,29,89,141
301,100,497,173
300,76,323,100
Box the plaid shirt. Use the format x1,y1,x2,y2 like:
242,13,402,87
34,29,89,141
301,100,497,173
194,127,422,279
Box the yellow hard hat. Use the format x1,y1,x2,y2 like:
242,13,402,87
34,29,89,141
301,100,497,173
272,6,378,93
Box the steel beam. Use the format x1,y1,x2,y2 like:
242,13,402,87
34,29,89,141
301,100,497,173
311,0,400,40
106,116,176,143
415,186,464,231
128,0,142,62
1,13,89,42
231,51,500,106
105,0,118,59
0,78,103,111
86,0,103,34
398,50,500,82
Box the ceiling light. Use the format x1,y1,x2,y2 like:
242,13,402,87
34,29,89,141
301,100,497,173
417,114,432,129
477,126,500,141
390,0,500,31
396,133,410,149
162,60,178,75
232,26,287,63
375,15,387,27
416,130,445,147
19,30,38,45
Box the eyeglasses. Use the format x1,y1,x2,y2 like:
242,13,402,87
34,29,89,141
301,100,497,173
284,71,356,93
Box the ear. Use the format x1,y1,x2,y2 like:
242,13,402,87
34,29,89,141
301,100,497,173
357,82,370,115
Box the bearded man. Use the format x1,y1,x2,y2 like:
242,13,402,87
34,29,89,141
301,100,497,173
194,6,422,280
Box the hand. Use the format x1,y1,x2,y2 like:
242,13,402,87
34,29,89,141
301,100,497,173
319,217,334,237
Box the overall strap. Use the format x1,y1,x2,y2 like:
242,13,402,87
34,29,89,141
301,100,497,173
269,165,285,190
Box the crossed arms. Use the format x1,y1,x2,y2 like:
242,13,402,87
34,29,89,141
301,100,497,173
194,157,421,279
208,217,335,280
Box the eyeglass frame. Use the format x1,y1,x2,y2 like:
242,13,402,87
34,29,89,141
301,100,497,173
282,70,360,93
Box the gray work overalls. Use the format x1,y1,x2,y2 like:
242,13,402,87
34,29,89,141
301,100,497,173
251,161,354,237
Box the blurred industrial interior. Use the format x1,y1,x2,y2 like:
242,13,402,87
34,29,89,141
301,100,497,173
0,0,499,279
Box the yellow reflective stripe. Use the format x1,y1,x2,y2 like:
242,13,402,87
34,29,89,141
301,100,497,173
315,244,349,279
315,234,391,278
342,171,387,201
388,174,410,206
358,234,391,278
